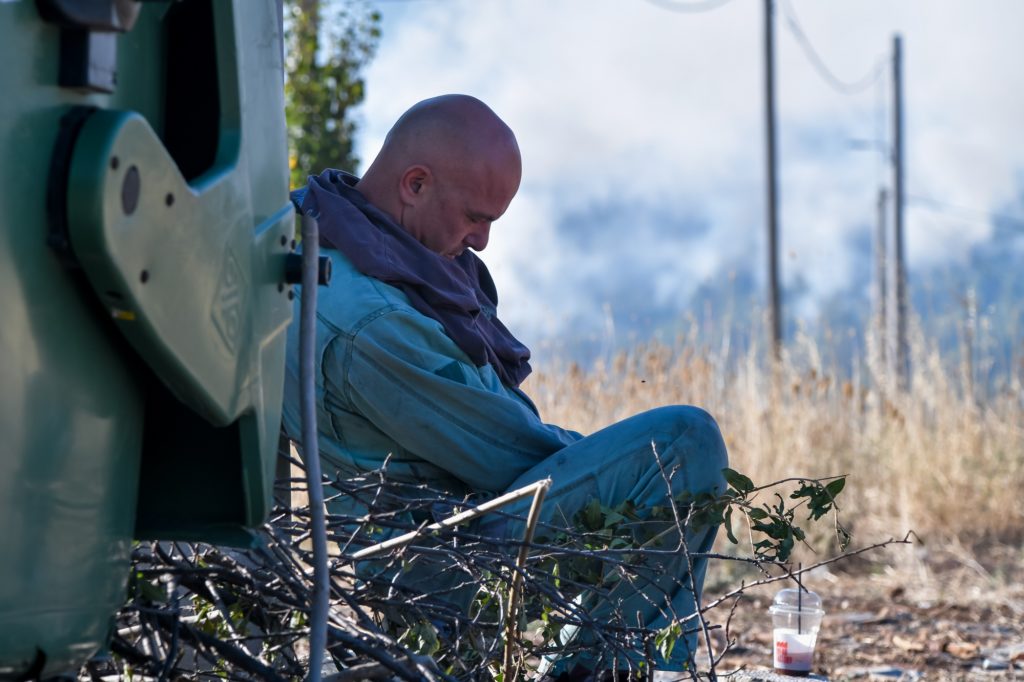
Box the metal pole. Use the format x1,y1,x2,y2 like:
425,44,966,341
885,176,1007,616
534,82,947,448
892,34,908,389
299,214,328,682
764,0,782,359
351,479,552,560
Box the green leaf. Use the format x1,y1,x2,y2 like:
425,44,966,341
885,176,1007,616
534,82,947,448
603,509,627,527
837,524,852,549
747,508,769,520
825,477,846,499
778,533,795,561
134,577,167,603
790,483,817,500
655,622,682,661
722,467,755,494
581,498,602,530
724,506,738,544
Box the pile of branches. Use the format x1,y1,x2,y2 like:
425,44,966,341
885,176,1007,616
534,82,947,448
82,450,897,681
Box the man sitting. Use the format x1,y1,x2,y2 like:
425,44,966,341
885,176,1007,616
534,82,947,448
282,94,728,679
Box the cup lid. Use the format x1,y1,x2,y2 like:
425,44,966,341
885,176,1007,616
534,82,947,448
769,587,824,614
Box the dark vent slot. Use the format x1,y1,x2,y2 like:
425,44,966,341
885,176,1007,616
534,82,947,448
163,0,220,182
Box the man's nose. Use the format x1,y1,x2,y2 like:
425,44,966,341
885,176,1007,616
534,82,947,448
464,224,491,251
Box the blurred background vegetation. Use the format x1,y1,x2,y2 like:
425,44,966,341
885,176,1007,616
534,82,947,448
525,319,1024,574
284,0,380,189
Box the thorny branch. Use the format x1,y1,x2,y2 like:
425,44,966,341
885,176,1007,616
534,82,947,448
84,446,906,681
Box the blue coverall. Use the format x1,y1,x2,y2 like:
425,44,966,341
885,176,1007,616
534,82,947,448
282,248,729,673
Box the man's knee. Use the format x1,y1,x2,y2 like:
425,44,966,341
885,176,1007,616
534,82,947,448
650,404,726,451
650,404,729,491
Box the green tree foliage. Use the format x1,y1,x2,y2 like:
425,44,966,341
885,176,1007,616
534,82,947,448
284,0,381,189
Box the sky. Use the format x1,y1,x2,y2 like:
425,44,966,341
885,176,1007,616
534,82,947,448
351,0,1024,362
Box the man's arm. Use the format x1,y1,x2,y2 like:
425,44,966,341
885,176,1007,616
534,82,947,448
337,308,581,493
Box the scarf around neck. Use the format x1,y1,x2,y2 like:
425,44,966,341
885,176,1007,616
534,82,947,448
294,169,532,388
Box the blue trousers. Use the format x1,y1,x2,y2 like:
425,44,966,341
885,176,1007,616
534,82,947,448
474,405,729,673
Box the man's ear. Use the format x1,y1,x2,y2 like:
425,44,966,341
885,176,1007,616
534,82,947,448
398,165,430,205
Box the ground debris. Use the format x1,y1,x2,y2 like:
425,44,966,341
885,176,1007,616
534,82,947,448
710,547,1024,681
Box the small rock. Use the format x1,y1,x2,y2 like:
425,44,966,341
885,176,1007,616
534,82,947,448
731,670,829,681
833,611,877,624
840,666,922,681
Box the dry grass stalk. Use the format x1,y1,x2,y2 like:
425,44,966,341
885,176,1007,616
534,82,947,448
524,320,1024,552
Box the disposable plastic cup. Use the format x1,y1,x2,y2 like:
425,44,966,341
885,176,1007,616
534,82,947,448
769,587,824,676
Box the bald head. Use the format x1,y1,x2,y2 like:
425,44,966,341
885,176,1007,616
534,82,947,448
356,95,522,258
378,95,520,173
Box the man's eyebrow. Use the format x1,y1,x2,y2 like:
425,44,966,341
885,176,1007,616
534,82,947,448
467,210,499,222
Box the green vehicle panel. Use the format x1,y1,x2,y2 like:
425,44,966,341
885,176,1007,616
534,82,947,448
0,0,293,676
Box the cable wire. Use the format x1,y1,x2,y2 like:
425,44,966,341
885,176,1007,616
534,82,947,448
907,193,1024,231
780,0,887,95
642,0,736,14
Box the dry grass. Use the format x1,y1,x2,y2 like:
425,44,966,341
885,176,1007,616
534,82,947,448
523,320,1024,565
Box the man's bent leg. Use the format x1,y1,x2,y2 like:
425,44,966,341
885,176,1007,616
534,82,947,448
478,405,729,674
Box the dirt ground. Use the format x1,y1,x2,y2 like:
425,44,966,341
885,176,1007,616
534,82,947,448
701,544,1024,680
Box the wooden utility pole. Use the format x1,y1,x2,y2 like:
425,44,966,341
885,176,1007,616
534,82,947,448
891,34,909,389
874,186,888,377
764,0,782,359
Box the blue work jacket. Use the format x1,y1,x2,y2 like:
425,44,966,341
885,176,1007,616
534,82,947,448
281,248,582,503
